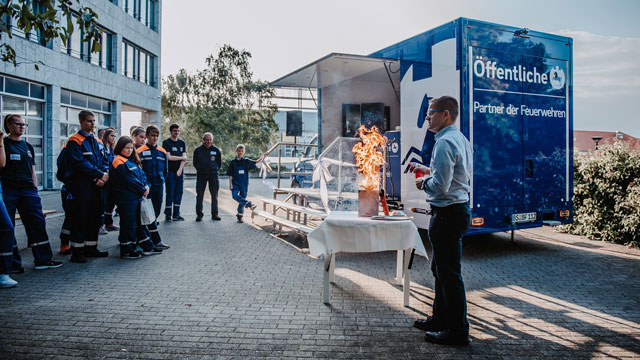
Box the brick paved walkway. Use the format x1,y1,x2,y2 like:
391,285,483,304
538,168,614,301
1,179,639,359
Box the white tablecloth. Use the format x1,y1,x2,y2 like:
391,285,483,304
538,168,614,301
308,211,427,257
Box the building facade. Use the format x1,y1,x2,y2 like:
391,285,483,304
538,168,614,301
0,0,162,189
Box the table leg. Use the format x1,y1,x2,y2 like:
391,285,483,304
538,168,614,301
403,249,412,307
329,253,335,283
392,250,403,285
323,254,333,304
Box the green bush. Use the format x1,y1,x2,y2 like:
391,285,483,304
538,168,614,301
558,141,640,247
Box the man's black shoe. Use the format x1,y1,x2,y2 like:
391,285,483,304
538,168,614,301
165,215,172,222
414,317,446,332
196,216,203,222
424,330,470,346
212,215,221,221
84,249,109,258
70,255,87,263
172,215,185,221
236,215,243,223
121,251,142,259
12,265,25,274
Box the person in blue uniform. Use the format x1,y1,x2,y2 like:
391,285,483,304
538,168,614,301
65,110,110,263
226,144,262,223
0,126,18,288
0,114,62,271
162,124,187,222
57,142,72,256
135,125,170,250
110,136,161,258
193,133,222,222
101,128,119,232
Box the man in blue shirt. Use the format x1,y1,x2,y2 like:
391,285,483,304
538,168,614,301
412,96,473,346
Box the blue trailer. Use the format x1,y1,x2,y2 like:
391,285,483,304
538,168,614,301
271,17,573,235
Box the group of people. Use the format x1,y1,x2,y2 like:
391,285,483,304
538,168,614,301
0,110,262,288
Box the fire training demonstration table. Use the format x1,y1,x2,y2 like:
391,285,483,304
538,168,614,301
307,211,428,306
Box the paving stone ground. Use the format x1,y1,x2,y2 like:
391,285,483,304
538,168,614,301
2,178,640,359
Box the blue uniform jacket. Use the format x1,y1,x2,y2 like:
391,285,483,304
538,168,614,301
66,130,109,184
136,144,168,186
109,155,148,203
226,158,257,190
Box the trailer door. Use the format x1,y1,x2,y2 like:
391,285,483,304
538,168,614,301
470,47,524,208
522,55,569,204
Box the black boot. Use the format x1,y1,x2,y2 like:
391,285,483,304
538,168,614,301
70,248,87,263
84,248,109,258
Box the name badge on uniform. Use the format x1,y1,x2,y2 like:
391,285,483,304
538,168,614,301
238,170,245,174
210,151,216,155
143,150,151,156
9,154,20,161
179,147,184,152
172,147,177,152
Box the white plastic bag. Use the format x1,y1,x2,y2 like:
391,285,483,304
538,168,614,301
139,198,156,225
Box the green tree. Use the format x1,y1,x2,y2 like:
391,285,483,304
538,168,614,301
558,141,640,247
162,45,279,167
0,0,101,69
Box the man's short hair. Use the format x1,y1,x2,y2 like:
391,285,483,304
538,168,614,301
78,110,95,122
203,132,213,140
146,125,160,136
236,144,245,150
430,96,459,121
169,123,180,132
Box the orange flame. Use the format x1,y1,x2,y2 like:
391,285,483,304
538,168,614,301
352,125,386,190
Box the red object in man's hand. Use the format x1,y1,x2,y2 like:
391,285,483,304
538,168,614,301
410,164,425,178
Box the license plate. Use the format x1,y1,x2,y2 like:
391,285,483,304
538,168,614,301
512,212,537,224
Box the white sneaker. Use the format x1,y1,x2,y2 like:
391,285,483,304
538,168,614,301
0,274,18,288
99,226,108,235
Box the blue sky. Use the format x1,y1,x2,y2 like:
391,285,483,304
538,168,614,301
162,0,640,136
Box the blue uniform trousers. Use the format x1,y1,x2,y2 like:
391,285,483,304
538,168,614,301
231,186,249,215
0,184,16,275
67,182,102,251
59,187,72,247
3,186,53,266
164,172,184,217
117,201,154,255
196,173,219,217
428,202,471,332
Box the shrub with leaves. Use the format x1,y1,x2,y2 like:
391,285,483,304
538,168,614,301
558,141,640,247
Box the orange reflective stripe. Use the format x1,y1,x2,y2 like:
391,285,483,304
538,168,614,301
112,155,128,169
136,144,149,154
156,146,167,154
68,133,86,146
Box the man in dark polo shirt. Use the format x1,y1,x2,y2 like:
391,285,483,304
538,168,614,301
192,132,222,222
162,124,187,222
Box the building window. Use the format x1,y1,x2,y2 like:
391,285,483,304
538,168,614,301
0,76,46,187
59,89,113,149
120,0,158,31
122,40,156,87
59,14,113,70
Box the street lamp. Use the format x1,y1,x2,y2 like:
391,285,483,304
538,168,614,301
591,136,603,150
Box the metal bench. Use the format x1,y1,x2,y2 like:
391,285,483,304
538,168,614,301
251,209,314,234
261,198,327,226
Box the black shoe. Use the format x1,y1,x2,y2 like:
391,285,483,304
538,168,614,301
70,254,88,263
424,330,470,346
155,243,170,250
34,259,64,270
120,251,142,259
84,249,109,258
196,216,203,222
165,215,172,222
12,265,25,274
212,215,221,221
236,215,243,223
172,215,185,221
414,316,446,332
142,248,163,256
